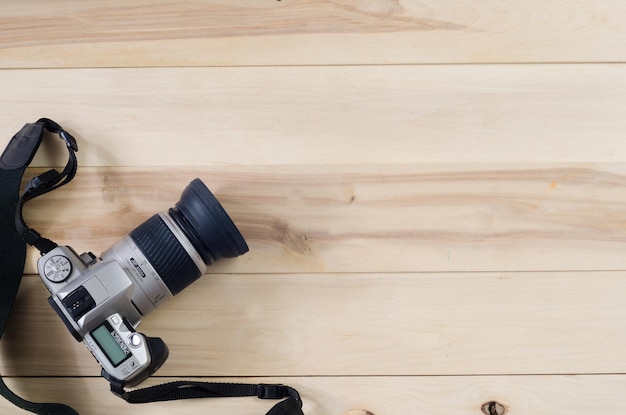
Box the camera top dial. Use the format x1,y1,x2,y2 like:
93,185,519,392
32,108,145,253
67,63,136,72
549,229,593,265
43,255,72,282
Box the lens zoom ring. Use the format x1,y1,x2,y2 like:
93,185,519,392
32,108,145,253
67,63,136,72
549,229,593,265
129,214,202,296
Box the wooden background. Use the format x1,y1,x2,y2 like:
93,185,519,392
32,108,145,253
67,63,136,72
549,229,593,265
1,1,626,414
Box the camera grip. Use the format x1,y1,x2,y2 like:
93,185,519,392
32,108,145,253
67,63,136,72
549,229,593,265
101,334,169,389
141,335,170,382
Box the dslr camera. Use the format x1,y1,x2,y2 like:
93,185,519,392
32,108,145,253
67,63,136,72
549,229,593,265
37,179,248,387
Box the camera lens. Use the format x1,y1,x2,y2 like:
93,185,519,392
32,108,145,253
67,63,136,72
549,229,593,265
103,179,248,314
131,179,248,296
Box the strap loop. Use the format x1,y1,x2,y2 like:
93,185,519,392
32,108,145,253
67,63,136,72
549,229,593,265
14,120,79,255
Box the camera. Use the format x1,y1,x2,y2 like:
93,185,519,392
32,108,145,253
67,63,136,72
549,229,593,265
37,178,249,387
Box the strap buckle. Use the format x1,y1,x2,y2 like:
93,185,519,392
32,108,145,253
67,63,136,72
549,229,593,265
256,384,287,400
256,384,301,404
59,130,78,151
24,169,61,194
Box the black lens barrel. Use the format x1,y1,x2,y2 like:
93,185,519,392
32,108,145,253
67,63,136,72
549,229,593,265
129,214,202,295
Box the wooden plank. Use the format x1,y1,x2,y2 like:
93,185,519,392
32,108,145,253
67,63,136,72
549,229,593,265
3,271,626,377
16,165,626,274
1,65,626,166
2,1,626,67
3,375,626,415
3,3,624,415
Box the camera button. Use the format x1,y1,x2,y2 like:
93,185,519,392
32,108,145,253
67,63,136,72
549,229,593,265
128,333,142,348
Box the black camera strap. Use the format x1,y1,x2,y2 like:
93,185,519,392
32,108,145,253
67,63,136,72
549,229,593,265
0,120,304,415
13,118,78,255
0,119,80,415
111,381,303,415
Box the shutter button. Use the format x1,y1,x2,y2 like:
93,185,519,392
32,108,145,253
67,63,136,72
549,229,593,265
128,333,142,348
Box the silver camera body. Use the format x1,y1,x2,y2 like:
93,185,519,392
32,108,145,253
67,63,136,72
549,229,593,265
38,242,172,386
37,179,249,387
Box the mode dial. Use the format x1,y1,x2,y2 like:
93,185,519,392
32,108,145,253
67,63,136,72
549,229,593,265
43,255,72,282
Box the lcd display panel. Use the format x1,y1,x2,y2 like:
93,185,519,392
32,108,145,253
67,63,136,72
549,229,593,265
90,322,130,367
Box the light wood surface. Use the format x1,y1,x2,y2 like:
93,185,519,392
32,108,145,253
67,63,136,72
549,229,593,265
4,270,626,377
2,2,626,415
2,376,626,415
3,1,626,67
2,65,626,167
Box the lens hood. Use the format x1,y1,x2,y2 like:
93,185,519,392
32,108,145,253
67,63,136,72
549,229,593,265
170,178,248,265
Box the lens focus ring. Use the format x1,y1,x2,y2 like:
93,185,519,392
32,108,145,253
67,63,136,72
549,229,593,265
129,214,202,296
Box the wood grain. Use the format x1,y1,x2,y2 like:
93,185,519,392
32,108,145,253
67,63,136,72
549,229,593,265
16,165,626,274
2,1,626,67
3,271,626,377
3,375,626,415
1,65,626,167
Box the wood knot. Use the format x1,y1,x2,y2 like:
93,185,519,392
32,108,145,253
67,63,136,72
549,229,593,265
481,401,507,415
273,219,310,254
344,410,375,415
